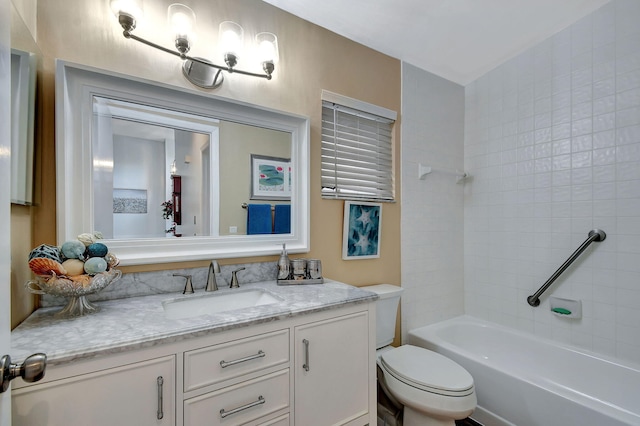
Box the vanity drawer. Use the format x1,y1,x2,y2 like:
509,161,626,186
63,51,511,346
184,329,289,392
258,413,290,426
183,369,289,426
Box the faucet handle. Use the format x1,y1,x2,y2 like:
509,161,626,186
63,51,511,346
230,267,246,289
173,273,194,294
206,260,221,292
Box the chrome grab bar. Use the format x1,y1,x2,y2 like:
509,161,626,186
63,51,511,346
527,229,606,307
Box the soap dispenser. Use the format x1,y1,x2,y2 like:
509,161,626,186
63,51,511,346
277,243,291,280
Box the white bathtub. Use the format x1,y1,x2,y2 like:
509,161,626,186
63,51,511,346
408,315,640,426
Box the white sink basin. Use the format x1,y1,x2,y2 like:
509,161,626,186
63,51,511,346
162,289,283,320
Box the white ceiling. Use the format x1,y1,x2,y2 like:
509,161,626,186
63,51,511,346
262,0,612,85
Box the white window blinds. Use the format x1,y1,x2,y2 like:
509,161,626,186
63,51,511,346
321,95,396,201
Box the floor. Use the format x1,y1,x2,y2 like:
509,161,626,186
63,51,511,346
455,418,483,426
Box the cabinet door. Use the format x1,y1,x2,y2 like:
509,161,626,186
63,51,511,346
12,355,175,426
294,311,369,426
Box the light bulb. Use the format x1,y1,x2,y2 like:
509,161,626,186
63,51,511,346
110,0,143,20
256,32,279,64
219,21,244,60
110,0,143,31
168,4,196,54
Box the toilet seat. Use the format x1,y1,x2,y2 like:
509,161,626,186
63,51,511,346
380,345,474,397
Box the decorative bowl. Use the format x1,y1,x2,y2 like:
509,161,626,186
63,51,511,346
26,268,122,318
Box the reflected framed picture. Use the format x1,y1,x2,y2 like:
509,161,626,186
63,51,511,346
250,154,291,200
342,201,382,260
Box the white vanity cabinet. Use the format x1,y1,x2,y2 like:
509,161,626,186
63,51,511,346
294,311,371,426
11,298,375,426
12,354,176,426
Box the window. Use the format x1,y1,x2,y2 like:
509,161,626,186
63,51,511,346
321,91,396,202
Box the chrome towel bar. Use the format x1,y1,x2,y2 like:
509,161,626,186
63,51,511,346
527,229,606,307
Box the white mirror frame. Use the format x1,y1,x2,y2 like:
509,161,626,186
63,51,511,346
56,60,310,265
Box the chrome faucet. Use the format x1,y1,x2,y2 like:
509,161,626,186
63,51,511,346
230,267,246,289
173,273,194,294
206,260,221,292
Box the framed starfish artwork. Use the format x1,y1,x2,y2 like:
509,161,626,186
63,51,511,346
342,201,382,260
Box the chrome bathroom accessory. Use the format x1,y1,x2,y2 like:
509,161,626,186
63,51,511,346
173,273,194,294
0,353,47,393
527,229,606,307
230,267,246,288
156,376,164,420
220,350,266,368
302,339,310,372
220,396,265,418
206,260,220,292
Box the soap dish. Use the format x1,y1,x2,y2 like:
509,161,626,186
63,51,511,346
549,296,581,319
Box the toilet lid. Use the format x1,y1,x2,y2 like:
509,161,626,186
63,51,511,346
380,345,474,395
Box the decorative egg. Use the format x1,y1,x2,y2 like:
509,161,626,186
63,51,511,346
28,244,63,263
84,257,107,275
86,243,108,258
105,252,120,269
62,259,86,276
61,240,86,260
77,233,98,247
28,258,67,276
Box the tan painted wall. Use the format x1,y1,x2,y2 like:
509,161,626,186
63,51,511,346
219,121,291,235
10,0,39,328
11,0,402,329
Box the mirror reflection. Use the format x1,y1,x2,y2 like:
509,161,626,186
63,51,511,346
57,61,309,265
10,48,36,205
92,96,291,239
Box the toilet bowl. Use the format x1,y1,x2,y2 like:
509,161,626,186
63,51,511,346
364,284,477,426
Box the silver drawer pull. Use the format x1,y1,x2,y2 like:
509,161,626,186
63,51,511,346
302,339,310,372
157,376,164,420
220,395,265,418
220,350,265,368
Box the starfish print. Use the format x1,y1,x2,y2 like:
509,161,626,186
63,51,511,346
355,208,373,228
353,232,370,252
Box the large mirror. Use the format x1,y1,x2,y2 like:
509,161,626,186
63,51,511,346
57,61,310,265
10,3,38,205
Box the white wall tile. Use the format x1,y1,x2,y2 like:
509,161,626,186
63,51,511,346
401,63,465,342
463,0,640,365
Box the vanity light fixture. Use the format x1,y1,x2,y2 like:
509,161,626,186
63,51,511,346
110,0,280,89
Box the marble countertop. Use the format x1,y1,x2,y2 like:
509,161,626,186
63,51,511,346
11,280,377,366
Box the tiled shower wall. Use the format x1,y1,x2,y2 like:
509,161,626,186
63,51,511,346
464,0,640,363
401,63,465,342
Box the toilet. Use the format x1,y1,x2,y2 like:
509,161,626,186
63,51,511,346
363,284,477,426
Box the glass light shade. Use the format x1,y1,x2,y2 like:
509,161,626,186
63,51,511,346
256,32,279,64
218,21,244,57
168,3,196,40
110,0,143,20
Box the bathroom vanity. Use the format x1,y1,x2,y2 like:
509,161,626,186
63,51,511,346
10,280,377,426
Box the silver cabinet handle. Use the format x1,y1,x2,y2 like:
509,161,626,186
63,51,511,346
157,376,164,420
219,350,265,368
220,395,265,418
302,339,310,372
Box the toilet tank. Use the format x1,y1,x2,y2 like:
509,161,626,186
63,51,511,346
362,284,403,349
